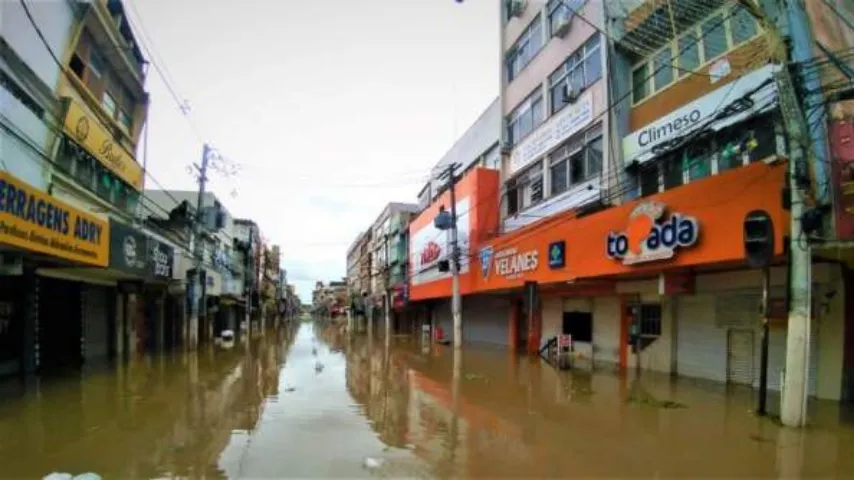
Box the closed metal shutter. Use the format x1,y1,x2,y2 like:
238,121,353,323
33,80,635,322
462,295,510,347
765,323,819,396
83,285,110,362
726,329,755,385
677,295,726,383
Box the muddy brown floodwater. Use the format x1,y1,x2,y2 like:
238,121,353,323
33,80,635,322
1,321,853,478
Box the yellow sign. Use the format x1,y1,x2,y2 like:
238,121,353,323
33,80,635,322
0,172,109,267
62,100,144,191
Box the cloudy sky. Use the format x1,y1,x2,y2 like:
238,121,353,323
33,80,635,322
129,0,499,302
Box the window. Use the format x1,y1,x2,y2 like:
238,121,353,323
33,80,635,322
653,47,674,91
731,5,758,45
677,32,700,77
562,311,592,343
69,30,136,133
701,14,728,60
640,304,661,337
0,69,44,118
684,138,713,181
639,164,660,197
631,7,761,104
548,34,601,113
506,162,544,215
632,63,649,103
102,91,117,118
547,123,603,195
506,15,544,82
549,156,568,195
506,88,544,145
662,155,683,190
506,178,520,216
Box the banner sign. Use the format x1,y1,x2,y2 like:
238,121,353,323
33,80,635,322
0,171,109,266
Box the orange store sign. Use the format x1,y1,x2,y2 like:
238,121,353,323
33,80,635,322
606,201,699,266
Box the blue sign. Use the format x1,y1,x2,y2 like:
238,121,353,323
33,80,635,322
479,246,494,279
548,240,565,269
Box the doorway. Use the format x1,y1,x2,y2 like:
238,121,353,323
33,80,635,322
515,299,527,350
39,277,83,374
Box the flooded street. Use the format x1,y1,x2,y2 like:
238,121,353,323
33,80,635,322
1,321,854,478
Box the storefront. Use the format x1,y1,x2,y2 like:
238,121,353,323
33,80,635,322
467,160,847,400
108,220,176,356
407,167,502,345
0,170,110,375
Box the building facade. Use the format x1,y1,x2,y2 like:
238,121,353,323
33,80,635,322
401,0,854,409
0,0,166,375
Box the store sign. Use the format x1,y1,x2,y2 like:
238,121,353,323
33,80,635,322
62,100,144,191
509,92,594,175
420,241,442,266
0,171,109,267
493,247,539,280
548,240,565,269
479,246,494,278
622,65,778,163
149,239,174,279
607,201,699,266
109,221,147,275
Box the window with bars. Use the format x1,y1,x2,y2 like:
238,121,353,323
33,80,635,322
631,4,761,104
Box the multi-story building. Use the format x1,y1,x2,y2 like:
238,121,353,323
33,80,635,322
145,190,242,342
0,0,186,375
367,203,419,330
234,218,262,328
405,0,854,412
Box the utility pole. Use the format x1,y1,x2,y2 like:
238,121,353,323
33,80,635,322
742,0,815,427
439,163,463,350
188,143,211,349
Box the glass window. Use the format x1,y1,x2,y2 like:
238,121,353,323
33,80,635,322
102,91,117,118
548,36,602,113
731,5,758,45
507,90,543,145
88,50,104,79
684,139,713,181
569,151,585,184
653,47,674,92
550,158,568,195
523,163,544,207
507,15,543,81
483,145,500,169
632,64,649,103
74,155,94,189
95,167,114,202
662,155,683,190
701,14,728,60
586,135,603,177
677,32,701,77
118,109,133,131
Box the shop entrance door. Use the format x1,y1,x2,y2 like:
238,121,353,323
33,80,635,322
727,329,755,385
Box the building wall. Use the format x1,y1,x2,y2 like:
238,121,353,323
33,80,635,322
502,1,600,113
1,1,75,91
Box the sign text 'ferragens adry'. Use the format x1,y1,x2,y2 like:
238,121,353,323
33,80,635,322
0,174,106,265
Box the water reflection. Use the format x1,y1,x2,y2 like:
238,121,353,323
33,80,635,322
0,325,298,479
327,326,854,478
3,322,854,478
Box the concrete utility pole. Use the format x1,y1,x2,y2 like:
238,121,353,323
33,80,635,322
188,143,211,349
439,163,463,349
743,0,817,427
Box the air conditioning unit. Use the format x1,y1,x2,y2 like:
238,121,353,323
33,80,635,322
552,9,573,38
508,0,527,18
563,83,580,104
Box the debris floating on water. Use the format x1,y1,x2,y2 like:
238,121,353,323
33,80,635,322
363,457,385,469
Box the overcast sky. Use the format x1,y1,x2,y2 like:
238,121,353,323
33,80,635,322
130,0,499,302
